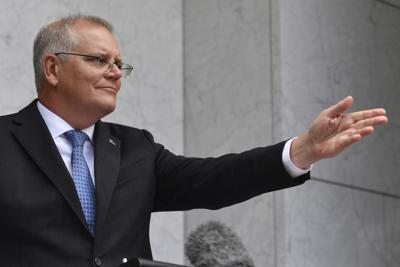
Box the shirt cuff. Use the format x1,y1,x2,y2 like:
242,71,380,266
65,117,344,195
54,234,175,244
282,137,312,178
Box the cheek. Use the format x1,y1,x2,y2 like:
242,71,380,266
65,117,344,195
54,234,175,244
65,73,93,91
86,76,104,91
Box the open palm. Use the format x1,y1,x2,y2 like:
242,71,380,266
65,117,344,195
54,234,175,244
292,96,388,169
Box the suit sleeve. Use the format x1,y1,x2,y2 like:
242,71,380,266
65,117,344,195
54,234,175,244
141,130,309,212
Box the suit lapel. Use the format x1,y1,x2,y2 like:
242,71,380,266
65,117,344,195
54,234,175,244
11,101,90,234
92,121,121,237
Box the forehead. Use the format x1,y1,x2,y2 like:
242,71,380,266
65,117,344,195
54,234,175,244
71,20,120,56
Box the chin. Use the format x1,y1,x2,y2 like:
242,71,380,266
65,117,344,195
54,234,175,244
102,101,117,115
94,98,117,118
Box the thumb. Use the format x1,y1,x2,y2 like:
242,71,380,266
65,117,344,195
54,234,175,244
325,96,353,118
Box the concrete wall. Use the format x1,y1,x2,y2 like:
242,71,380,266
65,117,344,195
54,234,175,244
276,0,400,266
184,0,400,266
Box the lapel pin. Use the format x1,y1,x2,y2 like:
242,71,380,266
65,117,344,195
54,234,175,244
109,138,116,146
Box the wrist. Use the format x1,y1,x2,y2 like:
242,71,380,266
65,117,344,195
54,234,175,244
290,134,316,170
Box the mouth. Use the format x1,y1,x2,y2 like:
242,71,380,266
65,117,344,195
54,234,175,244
97,86,118,94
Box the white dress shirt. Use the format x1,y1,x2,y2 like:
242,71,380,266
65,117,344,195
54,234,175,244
37,101,96,185
282,138,312,177
37,101,310,184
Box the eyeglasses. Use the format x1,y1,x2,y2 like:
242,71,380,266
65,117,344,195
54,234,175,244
54,52,134,78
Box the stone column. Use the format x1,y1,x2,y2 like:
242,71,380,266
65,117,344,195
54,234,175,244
183,1,277,266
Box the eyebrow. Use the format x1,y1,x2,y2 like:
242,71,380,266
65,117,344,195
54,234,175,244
98,53,122,63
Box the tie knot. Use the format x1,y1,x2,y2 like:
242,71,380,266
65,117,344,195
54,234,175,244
64,130,90,148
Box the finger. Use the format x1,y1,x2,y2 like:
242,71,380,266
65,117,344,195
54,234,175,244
330,125,377,157
325,96,353,118
351,108,387,122
333,132,362,154
360,126,374,137
352,115,388,129
354,126,374,137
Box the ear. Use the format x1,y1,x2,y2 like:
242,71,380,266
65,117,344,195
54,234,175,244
43,54,60,87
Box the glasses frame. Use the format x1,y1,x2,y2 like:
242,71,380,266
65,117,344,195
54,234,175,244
54,52,134,78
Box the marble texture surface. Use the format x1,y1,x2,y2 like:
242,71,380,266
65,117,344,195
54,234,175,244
276,181,400,267
183,1,276,266
272,0,400,266
0,0,184,263
278,0,400,196
183,0,273,157
185,1,400,267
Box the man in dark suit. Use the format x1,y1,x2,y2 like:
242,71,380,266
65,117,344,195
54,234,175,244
0,15,388,267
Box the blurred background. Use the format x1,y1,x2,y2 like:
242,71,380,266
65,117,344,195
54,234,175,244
0,0,398,266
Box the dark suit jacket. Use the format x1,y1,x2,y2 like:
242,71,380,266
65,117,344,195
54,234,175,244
0,100,309,267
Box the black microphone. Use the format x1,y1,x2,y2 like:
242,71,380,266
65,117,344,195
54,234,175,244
119,258,190,267
185,221,255,267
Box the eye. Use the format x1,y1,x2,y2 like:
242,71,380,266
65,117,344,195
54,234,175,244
85,55,108,67
93,56,109,66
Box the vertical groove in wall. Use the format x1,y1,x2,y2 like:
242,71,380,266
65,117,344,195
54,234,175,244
272,193,278,267
181,0,187,264
181,0,187,159
268,0,277,266
269,0,283,266
268,0,275,145
269,0,282,145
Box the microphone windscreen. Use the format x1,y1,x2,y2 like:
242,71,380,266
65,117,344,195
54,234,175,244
185,221,255,267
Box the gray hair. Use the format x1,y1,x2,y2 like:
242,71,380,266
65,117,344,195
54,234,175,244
33,14,114,91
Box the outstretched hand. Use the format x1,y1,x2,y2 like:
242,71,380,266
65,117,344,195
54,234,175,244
290,96,388,169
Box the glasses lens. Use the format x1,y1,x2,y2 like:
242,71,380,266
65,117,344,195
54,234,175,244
120,64,133,79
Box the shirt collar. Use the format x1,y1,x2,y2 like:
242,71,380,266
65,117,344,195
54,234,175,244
37,101,95,142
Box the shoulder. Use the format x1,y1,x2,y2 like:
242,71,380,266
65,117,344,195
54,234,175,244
0,111,20,130
0,100,41,127
0,112,17,122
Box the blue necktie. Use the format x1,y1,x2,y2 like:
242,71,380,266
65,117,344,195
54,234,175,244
64,130,96,236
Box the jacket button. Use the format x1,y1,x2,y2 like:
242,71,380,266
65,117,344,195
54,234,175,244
94,257,102,266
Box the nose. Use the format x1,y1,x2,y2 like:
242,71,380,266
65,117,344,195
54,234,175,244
105,63,122,80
